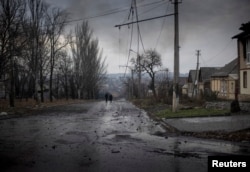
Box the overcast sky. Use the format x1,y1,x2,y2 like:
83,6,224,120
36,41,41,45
46,0,250,74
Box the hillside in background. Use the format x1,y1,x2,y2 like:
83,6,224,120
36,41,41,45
99,72,188,99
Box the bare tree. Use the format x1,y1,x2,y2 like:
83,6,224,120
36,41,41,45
131,49,162,98
71,21,107,99
24,0,50,104
0,0,26,106
46,7,68,102
58,50,72,100
86,41,107,98
71,21,92,98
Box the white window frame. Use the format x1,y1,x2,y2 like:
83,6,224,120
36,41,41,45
246,38,250,64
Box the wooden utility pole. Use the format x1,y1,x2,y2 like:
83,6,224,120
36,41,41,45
192,50,200,98
195,50,200,98
172,0,181,112
134,0,141,99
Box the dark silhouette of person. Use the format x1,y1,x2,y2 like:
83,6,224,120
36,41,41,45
105,93,109,103
109,94,113,103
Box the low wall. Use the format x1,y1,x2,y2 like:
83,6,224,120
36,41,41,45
205,101,250,112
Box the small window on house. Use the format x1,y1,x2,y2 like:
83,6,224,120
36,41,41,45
243,71,247,88
246,38,250,63
231,82,234,92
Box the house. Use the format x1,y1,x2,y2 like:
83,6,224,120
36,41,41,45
186,69,199,97
210,58,238,100
198,67,221,96
182,83,188,95
232,21,250,101
178,76,187,96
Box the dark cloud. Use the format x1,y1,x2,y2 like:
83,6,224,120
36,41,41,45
45,0,250,74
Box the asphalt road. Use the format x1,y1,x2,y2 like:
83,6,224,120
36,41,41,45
0,99,249,172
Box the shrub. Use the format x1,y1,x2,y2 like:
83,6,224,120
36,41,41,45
230,100,241,113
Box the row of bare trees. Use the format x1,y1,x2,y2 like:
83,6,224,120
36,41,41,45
0,0,106,107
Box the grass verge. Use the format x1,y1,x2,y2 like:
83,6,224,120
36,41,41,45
131,98,230,119
156,108,230,118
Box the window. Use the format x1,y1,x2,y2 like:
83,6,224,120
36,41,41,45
231,82,234,92
246,38,250,63
221,80,227,96
243,71,247,88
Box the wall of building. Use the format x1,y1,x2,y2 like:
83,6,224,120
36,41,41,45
211,78,220,93
227,78,236,100
238,39,250,101
205,101,250,112
211,77,236,100
240,70,250,94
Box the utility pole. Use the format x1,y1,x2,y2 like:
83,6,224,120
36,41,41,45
192,50,200,98
134,0,141,99
171,0,181,112
195,50,200,98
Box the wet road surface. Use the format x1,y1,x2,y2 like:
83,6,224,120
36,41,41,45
0,99,249,172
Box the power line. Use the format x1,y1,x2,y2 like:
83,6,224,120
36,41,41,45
138,1,168,17
206,39,234,62
124,11,135,77
119,1,168,54
114,13,174,27
154,1,170,50
65,0,168,25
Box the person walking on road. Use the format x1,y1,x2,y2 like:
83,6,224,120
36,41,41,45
109,94,113,103
105,93,109,103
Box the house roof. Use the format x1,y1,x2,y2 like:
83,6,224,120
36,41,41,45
232,32,250,39
211,58,238,77
179,77,187,86
232,21,250,39
187,70,199,83
199,67,221,82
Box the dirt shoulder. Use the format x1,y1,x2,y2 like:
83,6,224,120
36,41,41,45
131,99,250,143
181,129,250,142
